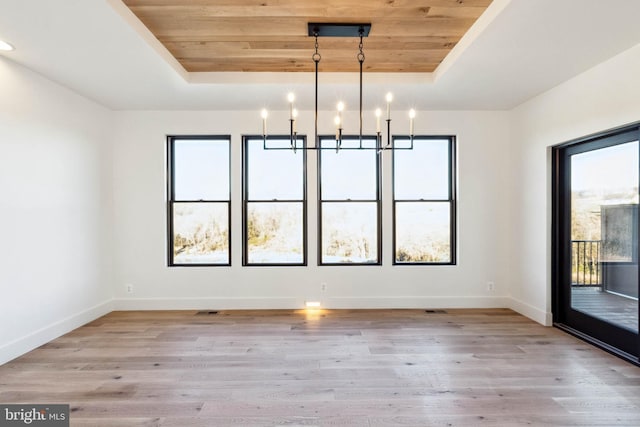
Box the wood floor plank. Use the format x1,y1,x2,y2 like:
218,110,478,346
0,309,639,426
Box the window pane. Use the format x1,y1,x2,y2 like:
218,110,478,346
247,138,303,200
395,202,451,263
321,138,377,200
247,203,303,264
263,138,304,149
394,139,449,200
322,202,378,264
571,141,639,263
174,139,229,201
569,141,639,331
173,202,229,264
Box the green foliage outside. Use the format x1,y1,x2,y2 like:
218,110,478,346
246,205,302,260
325,229,373,262
396,240,450,263
247,209,280,247
173,204,228,258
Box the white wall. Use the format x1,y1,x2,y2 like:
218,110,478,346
510,42,640,325
0,57,114,364
111,109,513,310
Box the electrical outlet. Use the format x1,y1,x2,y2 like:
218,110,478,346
126,284,133,294
321,282,327,292
487,281,495,292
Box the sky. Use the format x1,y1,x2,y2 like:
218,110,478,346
174,137,452,202
571,141,639,193
174,139,230,201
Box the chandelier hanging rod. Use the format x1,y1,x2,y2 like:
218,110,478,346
260,22,414,153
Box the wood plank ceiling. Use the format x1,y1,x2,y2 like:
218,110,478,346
122,0,493,73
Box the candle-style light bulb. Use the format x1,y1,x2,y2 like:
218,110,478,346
375,108,382,133
334,115,341,141
409,109,416,136
261,109,268,135
385,92,393,120
287,92,295,120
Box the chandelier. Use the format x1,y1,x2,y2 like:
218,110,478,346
260,23,415,153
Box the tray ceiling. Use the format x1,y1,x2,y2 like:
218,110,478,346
121,0,493,73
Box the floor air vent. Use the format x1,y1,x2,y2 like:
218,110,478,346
196,310,219,315
425,309,447,314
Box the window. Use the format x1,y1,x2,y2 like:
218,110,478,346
167,136,231,266
318,136,381,265
393,136,456,264
243,136,306,265
553,124,640,359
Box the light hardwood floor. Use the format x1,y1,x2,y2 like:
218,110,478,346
1,309,639,426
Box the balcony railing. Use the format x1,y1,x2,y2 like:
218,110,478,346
571,240,601,287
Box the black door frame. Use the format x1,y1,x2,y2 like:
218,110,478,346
552,122,640,365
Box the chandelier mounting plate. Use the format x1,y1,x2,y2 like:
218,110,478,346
308,23,371,38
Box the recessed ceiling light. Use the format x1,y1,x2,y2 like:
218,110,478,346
0,41,15,51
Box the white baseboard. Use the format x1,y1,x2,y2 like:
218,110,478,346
324,296,511,309
0,299,113,366
112,297,301,311
508,297,552,326
112,296,510,311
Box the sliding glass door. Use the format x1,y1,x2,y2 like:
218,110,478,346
554,125,639,363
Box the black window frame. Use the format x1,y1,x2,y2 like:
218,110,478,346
318,134,382,266
242,135,308,266
392,135,457,265
167,135,232,267
552,123,640,363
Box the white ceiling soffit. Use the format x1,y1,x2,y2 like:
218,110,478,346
1,0,640,111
